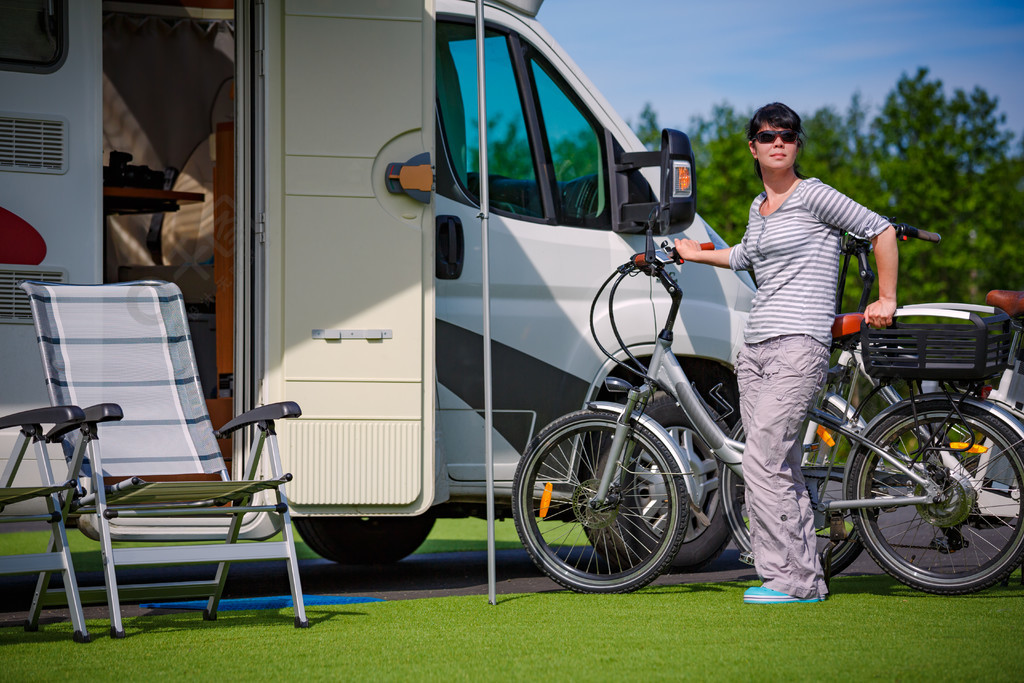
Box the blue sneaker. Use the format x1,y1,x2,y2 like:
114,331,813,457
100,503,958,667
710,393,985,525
743,586,823,604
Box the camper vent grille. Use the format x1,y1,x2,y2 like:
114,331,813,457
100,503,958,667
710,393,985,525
0,268,66,322
0,114,68,174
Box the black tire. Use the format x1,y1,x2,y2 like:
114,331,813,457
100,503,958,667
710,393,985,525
721,421,864,575
644,393,732,571
847,398,1024,594
512,410,689,593
294,513,436,565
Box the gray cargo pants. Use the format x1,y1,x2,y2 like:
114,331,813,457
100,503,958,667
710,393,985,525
736,335,830,600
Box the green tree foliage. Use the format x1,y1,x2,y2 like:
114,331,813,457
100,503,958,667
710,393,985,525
873,68,1019,302
687,103,763,243
640,69,1024,307
632,102,662,151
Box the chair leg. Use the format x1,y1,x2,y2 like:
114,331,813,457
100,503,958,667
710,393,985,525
56,532,91,643
264,439,308,628
27,500,91,642
87,443,126,638
26,568,51,632
280,509,308,628
95,504,125,637
99,536,125,637
204,506,247,621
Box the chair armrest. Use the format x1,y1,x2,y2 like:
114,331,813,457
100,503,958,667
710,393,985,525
0,405,85,433
46,403,123,442
215,401,302,437
82,403,124,423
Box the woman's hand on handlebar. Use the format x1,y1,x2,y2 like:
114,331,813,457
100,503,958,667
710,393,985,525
672,239,732,267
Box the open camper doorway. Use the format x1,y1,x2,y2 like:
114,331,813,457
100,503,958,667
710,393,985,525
100,0,238,469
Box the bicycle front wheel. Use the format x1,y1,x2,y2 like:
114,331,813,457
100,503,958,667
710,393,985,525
847,398,1024,594
512,410,689,593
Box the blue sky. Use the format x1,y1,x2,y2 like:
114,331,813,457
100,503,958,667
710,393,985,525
537,0,1024,138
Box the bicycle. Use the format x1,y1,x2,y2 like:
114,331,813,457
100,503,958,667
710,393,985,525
726,248,1024,580
511,221,1024,594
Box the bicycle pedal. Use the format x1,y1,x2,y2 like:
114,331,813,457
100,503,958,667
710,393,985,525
688,500,711,528
738,551,755,566
829,513,847,541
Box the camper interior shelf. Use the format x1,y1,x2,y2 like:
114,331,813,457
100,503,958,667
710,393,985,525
103,186,204,216
102,151,204,215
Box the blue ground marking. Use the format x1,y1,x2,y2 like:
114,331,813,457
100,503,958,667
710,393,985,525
141,595,385,610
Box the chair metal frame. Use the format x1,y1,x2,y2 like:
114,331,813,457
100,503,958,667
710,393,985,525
0,405,91,642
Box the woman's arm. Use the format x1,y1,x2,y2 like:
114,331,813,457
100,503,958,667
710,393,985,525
864,225,898,328
673,238,734,268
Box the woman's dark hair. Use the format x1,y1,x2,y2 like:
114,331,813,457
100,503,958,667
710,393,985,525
747,102,805,181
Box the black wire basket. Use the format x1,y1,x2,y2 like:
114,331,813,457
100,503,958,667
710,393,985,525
861,309,1014,381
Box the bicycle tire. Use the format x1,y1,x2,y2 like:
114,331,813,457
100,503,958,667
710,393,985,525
721,422,864,576
847,398,1024,594
512,409,689,593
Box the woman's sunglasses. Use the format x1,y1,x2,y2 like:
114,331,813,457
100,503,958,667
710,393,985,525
754,130,799,144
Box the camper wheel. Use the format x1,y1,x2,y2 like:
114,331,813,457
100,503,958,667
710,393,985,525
294,513,436,564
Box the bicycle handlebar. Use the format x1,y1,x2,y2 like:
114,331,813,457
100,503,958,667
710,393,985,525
893,223,940,243
632,241,714,268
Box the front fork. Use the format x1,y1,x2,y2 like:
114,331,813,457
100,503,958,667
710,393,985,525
591,381,655,508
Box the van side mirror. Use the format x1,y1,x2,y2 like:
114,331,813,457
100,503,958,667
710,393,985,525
659,129,696,234
609,128,697,235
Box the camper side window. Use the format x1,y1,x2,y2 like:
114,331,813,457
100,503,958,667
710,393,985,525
528,53,608,228
435,20,610,229
0,0,67,73
436,22,544,219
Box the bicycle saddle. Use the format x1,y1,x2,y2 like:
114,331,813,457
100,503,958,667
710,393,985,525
986,290,1024,318
831,313,865,339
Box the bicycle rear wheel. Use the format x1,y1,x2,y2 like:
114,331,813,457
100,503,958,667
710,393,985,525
512,410,689,593
847,398,1024,594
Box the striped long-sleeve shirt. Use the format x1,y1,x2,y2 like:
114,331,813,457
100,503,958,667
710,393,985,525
729,178,890,346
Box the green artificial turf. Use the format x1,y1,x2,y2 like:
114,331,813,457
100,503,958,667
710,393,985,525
3,519,1023,680
1,572,1022,681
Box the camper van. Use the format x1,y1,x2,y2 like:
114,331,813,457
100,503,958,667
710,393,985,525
0,0,753,567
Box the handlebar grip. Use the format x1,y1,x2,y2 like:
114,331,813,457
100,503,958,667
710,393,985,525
894,223,941,243
635,242,715,268
674,242,716,264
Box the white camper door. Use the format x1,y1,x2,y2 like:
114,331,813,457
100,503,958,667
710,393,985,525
268,1,435,514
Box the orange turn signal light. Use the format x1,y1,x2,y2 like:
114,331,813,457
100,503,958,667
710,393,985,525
672,161,692,198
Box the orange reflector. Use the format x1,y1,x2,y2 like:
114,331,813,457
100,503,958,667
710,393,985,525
950,442,988,454
539,482,553,518
816,425,836,448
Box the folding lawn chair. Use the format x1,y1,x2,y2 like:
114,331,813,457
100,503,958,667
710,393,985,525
21,280,308,638
0,404,91,642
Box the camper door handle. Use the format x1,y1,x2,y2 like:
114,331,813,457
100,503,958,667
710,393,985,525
385,152,432,204
436,215,464,280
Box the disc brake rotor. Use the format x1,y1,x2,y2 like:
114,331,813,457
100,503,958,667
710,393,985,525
572,479,619,528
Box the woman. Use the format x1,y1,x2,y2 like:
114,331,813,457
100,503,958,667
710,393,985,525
675,102,898,604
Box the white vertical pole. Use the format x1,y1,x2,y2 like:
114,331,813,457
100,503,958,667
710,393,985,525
475,0,497,606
